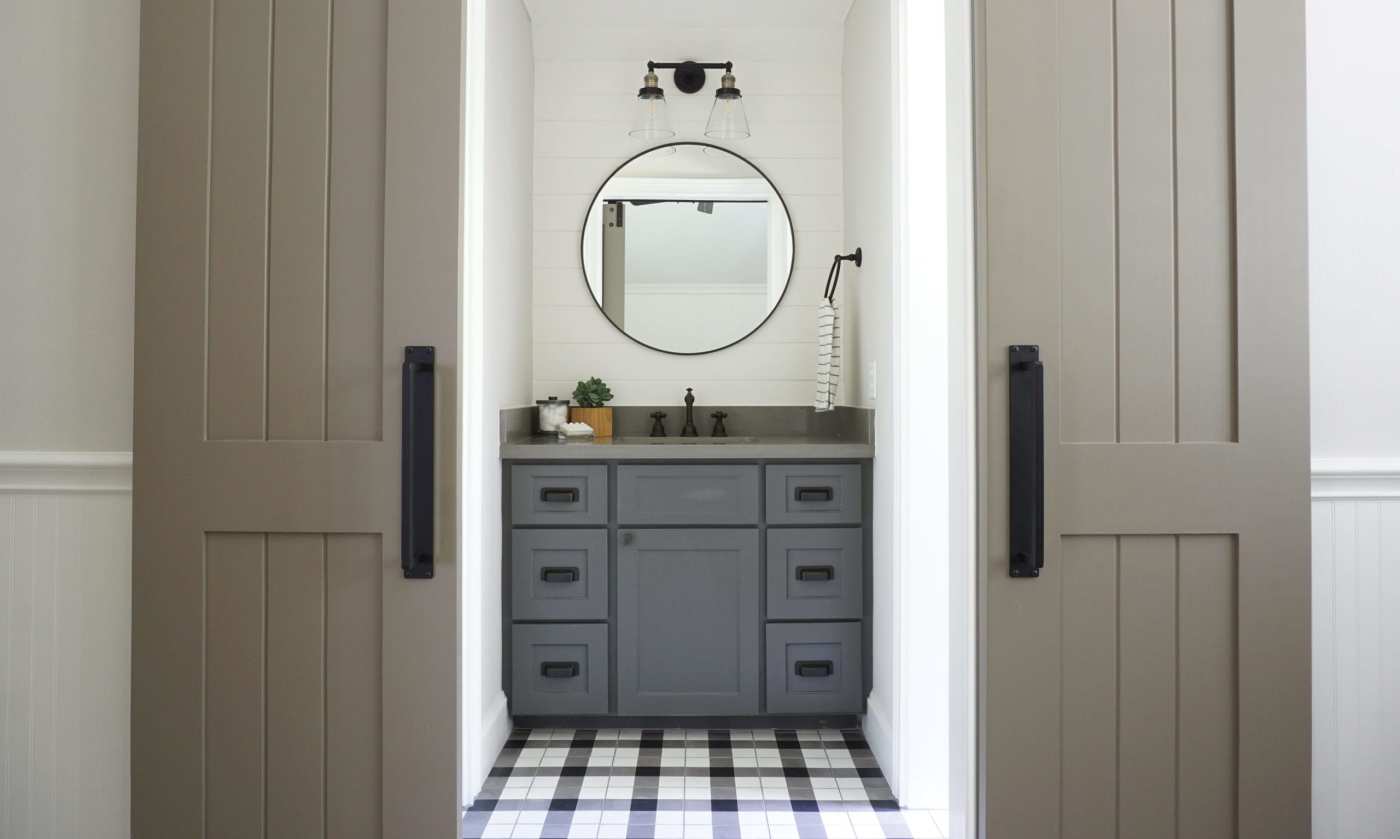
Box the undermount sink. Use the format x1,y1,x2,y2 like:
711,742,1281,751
612,436,759,445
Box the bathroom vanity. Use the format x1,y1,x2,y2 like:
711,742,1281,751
501,423,872,724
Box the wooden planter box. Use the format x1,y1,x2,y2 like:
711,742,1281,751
569,406,613,439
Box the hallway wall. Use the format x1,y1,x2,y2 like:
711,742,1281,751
1306,3,1400,836
0,3,138,837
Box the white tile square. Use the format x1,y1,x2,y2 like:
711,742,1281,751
596,826,628,839
566,824,599,839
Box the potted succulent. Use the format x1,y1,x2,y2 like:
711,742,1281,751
569,377,615,439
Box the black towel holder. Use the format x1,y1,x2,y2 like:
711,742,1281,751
823,248,863,303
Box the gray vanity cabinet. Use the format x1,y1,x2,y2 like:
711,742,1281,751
504,459,869,721
616,529,762,715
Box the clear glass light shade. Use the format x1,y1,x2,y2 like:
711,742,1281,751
629,91,674,139
704,76,750,140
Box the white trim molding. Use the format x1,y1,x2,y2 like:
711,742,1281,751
1311,457,1400,498
0,451,133,493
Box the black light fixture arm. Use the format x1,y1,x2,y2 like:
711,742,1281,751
647,60,734,94
648,60,733,73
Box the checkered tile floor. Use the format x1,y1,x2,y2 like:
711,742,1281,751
462,728,949,839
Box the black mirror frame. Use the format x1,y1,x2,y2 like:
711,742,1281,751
577,141,797,356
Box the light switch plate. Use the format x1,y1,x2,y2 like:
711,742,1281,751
864,361,877,403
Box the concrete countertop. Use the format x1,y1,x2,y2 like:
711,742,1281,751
501,435,873,460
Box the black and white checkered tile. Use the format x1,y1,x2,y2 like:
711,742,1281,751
462,728,947,839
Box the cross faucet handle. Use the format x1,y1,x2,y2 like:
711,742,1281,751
709,411,729,438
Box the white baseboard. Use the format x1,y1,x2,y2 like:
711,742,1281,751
0,450,133,493
862,691,897,799
1312,457,1400,499
466,690,512,806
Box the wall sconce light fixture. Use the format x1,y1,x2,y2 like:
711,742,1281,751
629,60,750,141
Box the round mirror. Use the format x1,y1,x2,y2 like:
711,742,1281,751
580,142,795,355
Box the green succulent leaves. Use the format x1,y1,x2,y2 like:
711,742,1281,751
572,377,614,407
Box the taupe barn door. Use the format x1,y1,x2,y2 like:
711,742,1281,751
132,1,461,837
977,1,1309,838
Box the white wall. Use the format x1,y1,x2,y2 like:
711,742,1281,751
841,0,899,793
0,2,139,837
1307,3,1400,836
1308,0,1400,460
529,11,846,404
0,0,138,451
464,0,535,802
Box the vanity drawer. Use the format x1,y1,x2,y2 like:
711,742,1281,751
765,621,863,714
510,623,609,715
617,464,760,525
511,530,608,621
766,529,863,620
510,464,608,526
765,464,863,525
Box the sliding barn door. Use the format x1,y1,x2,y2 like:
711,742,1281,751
977,1,1309,837
132,1,461,836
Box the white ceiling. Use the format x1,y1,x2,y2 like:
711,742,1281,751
520,0,855,26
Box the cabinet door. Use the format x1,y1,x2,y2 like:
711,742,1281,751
617,529,761,714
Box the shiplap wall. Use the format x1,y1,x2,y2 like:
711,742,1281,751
530,19,847,404
1,458,131,839
1311,472,1400,839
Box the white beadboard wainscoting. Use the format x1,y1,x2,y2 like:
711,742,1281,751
1,452,131,839
1311,458,1400,839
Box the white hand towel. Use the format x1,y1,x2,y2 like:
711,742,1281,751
813,301,840,412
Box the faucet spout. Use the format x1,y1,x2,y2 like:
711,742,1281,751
680,388,699,437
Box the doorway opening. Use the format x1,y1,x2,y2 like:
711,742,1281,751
460,2,977,837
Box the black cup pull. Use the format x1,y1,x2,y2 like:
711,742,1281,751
540,661,580,679
540,567,580,583
1009,345,1044,578
795,565,835,582
401,346,435,579
540,487,580,504
794,486,834,503
794,660,834,678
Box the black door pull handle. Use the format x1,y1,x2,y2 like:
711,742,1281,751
794,486,834,503
1009,345,1044,578
540,661,579,679
795,565,835,582
401,346,435,579
540,567,580,583
794,660,834,678
540,487,580,503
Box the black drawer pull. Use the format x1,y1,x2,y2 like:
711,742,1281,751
540,661,579,679
540,487,580,504
794,486,834,503
794,660,834,678
795,565,835,582
540,566,580,583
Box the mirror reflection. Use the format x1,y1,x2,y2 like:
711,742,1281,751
581,143,795,354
